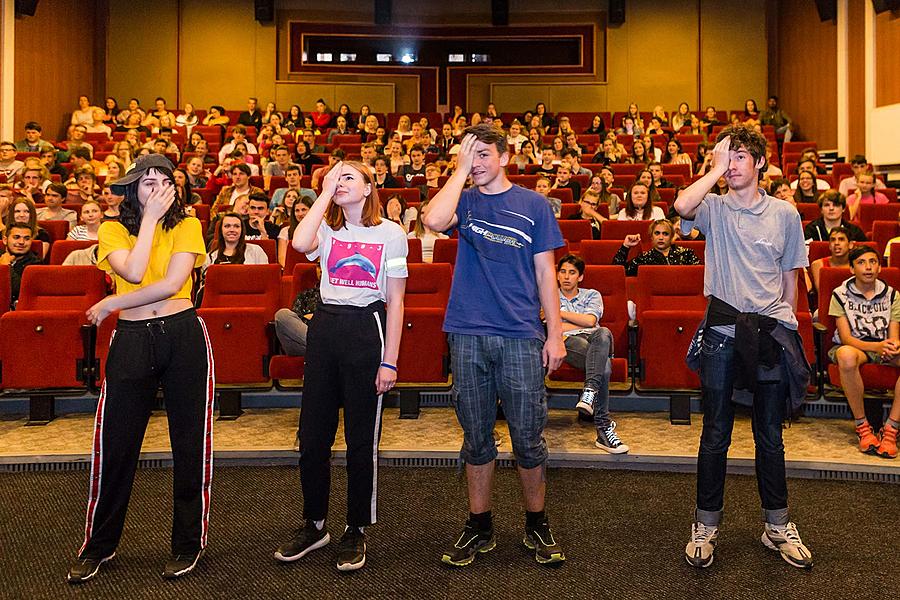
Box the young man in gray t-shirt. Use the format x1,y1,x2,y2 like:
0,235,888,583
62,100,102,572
674,125,813,570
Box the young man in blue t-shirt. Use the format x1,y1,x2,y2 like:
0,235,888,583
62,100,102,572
423,124,567,567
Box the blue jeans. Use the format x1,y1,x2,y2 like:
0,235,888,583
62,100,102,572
449,334,548,469
696,328,789,527
564,328,613,428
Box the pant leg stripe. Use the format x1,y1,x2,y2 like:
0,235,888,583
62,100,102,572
371,311,386,524
196,316,215,549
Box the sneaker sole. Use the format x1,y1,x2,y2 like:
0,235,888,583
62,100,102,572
684,553,714,568
441,538,496,567
336,554,366,572
162,549,204,579
274,532,331,562
575,403,592,417
875,448,897,459
760,532,813,569
594,441,629,454
522,537,566,564
66,552,115,584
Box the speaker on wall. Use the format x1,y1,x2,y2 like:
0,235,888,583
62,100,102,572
608,0,625,25
254,0,274,23
375,0,392,25
814,0,837,21
492,0,509,26
14,0,39,17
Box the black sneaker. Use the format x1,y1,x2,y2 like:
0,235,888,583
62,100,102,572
523,520,565,564
275,520,331,562
66,552,115,584
595,421,630,454
441,520,496,567
336,527,367,572
162,548,203,579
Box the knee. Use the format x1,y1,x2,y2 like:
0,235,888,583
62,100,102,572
274,308,293,327
835,346,862,371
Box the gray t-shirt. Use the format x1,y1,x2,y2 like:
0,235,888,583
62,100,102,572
680,190,808,330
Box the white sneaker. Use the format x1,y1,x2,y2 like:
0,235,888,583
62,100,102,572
685,522,718,568
575,388,595,417
761,522,813,568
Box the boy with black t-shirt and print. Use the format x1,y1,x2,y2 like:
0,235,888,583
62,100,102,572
828,245,900,459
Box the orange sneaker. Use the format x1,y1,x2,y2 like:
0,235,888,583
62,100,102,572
856,421,880,454
876,423,898,459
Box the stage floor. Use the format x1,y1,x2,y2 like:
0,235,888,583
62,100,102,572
2,408,898,482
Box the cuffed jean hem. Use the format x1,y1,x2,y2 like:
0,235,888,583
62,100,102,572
763,507,789,526
695,507,723,527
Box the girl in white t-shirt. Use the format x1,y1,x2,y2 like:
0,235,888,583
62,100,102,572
275,161,407,571
616,181,665,221
407,200,448,262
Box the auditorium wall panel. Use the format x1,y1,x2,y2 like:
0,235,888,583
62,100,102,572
13,0,107,141
772,0,837,148
875,11,900,107
847,0,866,157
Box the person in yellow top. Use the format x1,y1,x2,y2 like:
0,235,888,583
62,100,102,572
67,154,214,585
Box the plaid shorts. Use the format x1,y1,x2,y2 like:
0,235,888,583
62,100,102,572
449,333,548,469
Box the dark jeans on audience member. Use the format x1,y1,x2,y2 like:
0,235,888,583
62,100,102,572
696,327,789,528
563,328,613,428
274,308,308,356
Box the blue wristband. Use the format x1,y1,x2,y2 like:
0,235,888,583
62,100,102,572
380,362,397,372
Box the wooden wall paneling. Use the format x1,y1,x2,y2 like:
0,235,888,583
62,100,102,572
875,11,900,107
847,0,866,158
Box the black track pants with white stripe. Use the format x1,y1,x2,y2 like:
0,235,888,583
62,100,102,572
78,308,214,559
299,301,386,527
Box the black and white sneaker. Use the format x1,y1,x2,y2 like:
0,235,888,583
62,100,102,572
336,527,367,571
761,522,813,569
275,520,331,562
441,520,496,567
595,421,629,454
66,552,115,584
684,522,718,568
523,520,566,564
575,388,596,418
162,548,203,579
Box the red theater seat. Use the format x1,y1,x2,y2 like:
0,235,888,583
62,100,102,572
405,263,451,308
579,239,636,265
247,239,277,264
395,307,451,418
48,240,96,265
432,238,458,265
601,219,653,240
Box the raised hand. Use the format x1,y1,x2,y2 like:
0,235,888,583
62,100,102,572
142,183,176,223
623,233,641,248
320,162,342,199
710,137,732,176
455,134,478,177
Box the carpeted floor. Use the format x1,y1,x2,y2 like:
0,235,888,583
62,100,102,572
1,465,892,600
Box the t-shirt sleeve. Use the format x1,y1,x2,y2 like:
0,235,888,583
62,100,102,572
450,190,472,234
278,226,289,241
781,209,809,271
680,196,712,236
172,218,208,268
96,221,132,273
586,290,604,321
385,225,409,279
891,290,900,323
532,195,565,254
828,291,846,319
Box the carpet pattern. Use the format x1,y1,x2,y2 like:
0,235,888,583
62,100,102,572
1,465,893,599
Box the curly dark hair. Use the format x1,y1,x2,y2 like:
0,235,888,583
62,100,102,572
118,165,186,235
715,124,768,174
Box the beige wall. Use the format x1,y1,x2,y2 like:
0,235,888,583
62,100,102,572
106,0,768,115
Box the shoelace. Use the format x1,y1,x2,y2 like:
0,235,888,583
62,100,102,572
581,389,596,405
692,523,717,544
771,522,803,545
604,421,622,445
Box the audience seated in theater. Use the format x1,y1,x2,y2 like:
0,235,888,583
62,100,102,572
141,97,174,128
663,138,693,175
185,156,210,191
173,168,200,207
570,190,605,238
327,115,354,145
284,104,304,133
557,116,574,138
591,137,618,165
741,98,760,126
553,253,630,452
13,163,48,202
808,226,853,295
238,97,263,130
197,212,269,304
384,193,414,227
534,146,558,176
0,141,24,180
790,158,830,190
65,166,99,204
409,200,449,263
803,190,867,242
506,120,527,153
617,180,665,221
839,155,887,196
630,139,651,165
701,105,723,135
760,146,783,189
36,183,77,229
274,265,321,357
585,114,606,135
71,95,98,128
645,116,666,136
0,224,41,309
277,195,313,266
143,128,181,161
565,151,590,177
0,184,12,224
420,163,442,200
271,165,315,211
262,101,283,126
613,219,699,276
202,104,230,128
625,103,644,131
671,102,692,132
591,168,622,215
272,187,301,228
550,136,565,162
535,176,561,218
212,163,263,218
66,200,103,241
85,107,112,138
176,102,200,132
245,192,280,240
15,121,53,153
828,245,900,459
769,178,795,206
394,114,414,140
616,115,642,137
308,99,332,130
401,145,427,186
793,171,820,204
40,147,67,181
218,125,257,163
372,155,401,189
310,149,347,190
6,198,49,255
759,95,794,142
115,97,145,125
152,113,181,136
263,145,298,188
552,160,581,201
846,169,889,222
648,162,673,189
652,105,669,126
535,102,555,130
102,97,120,126
290,140,320,177
100,185,123,221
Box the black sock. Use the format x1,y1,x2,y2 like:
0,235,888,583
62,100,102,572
469,511,492,531
526,510,545,527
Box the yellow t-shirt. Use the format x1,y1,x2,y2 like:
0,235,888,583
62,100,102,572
97,217,206,300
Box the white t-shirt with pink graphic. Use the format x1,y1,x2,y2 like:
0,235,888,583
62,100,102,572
307,220,409,306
